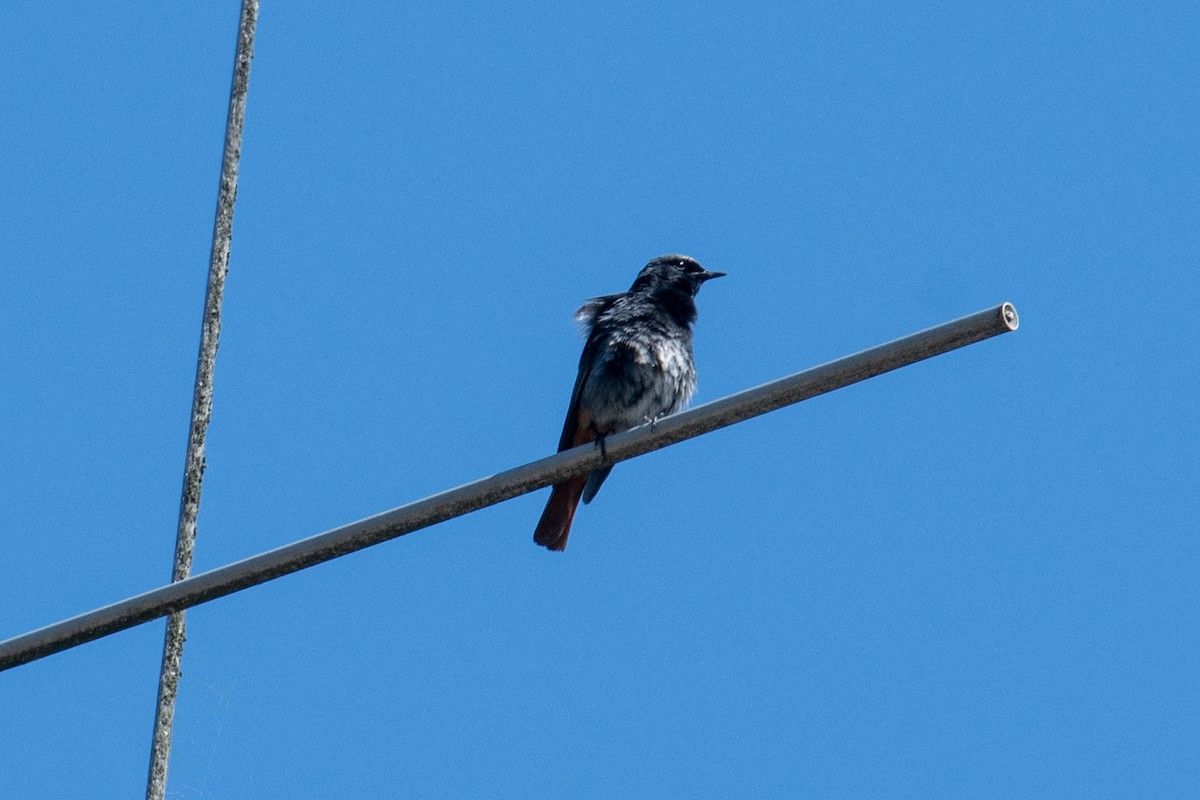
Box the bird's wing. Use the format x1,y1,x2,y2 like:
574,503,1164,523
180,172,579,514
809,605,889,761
556,294,620,452
574,293,621,331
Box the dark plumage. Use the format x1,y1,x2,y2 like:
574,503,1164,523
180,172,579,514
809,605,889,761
534,254,725,551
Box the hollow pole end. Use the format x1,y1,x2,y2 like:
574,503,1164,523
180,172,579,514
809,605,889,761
1001,302,1019,331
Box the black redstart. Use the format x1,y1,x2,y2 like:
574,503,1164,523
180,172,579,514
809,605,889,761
534,254,725,551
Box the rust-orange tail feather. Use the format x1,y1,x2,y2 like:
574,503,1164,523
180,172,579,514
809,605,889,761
533,476,587,551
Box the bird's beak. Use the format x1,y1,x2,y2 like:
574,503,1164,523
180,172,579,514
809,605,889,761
700,270,727,281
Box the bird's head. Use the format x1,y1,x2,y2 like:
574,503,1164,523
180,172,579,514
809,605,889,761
631,254,726,297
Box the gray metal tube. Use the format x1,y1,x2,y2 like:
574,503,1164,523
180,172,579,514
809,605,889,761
0,302,1018,671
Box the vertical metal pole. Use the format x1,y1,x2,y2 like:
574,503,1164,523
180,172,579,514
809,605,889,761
145,3,258,798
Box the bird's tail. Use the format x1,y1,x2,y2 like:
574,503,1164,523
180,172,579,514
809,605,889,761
533,477,587,551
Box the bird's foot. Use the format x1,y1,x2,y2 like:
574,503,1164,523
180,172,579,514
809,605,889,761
594,435,608,461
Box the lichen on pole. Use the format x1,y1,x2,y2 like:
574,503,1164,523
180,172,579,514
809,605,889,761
145,3,259,799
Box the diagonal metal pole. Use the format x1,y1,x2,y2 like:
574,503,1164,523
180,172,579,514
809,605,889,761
0,302,1017,674
145,3,258,800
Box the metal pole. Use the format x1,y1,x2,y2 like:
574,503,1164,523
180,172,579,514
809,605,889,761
146,3,258,799
0,302,1017,673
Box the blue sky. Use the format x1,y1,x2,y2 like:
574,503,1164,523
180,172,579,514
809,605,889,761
2,2,1197,797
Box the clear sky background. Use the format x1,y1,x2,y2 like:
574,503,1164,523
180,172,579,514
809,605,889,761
2,2,1197,798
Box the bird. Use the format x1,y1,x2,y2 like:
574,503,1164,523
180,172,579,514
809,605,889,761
533,254,725,551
